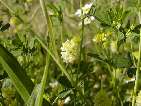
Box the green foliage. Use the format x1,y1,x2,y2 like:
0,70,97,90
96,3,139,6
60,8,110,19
94,89,112,106
0,0,141,106
0,44,34,102
112,55,132,68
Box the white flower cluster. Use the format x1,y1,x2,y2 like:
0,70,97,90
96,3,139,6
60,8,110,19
75,3,93,16
61,37,80,64
75,3,95,25
49,80,59,88
64,96,71,104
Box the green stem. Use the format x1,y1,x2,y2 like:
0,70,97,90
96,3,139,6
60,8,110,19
29,6,40,22
77,0,84,83
71,0,74,13
60,22,64,44
132,10,141,106
0,0,15,14
39,0,48,27
35,1,51,106
35,55,50,106
75,0,85,104
39,0,59,60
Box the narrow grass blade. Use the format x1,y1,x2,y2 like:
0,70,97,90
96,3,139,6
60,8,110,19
0,44,34,102
35,55,50,106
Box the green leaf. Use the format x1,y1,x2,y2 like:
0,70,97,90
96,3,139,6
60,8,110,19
27,85,40,106
29,38,35,49
58,76,72,88
87,53,108,64
131,24,141,34
107,8,114,23
87,53,103,61
53,89,73,104
0,71,8,80
119,26,126,35
112,55,132,68
125,20,131,29
122,10,130,22
27,84,51,106
117,37,126,49
0,44,34,102
47,3,59,14
35,54,50,106
100,22,111,27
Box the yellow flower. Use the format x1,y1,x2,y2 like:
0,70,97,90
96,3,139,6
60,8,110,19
93,33,106,43
10,17,19,25
93,32,112,43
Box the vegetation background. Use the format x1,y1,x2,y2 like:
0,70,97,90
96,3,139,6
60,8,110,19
0,0,141,106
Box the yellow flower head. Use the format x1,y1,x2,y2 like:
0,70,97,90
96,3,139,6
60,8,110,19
93,32,112,43
10,17,19,25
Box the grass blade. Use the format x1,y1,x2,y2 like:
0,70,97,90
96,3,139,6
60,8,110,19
0,44,34,102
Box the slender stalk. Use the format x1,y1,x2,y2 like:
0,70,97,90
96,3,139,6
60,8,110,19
0,0,15,14
39,0,59,59
77,0,84,83
39,0,48,27
80,0,84,60
75,0,85,105
60,21,64,44
71,0,74,13
29,6,40,22
35,1,50,106
132,10,141,106
35,55,50,106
